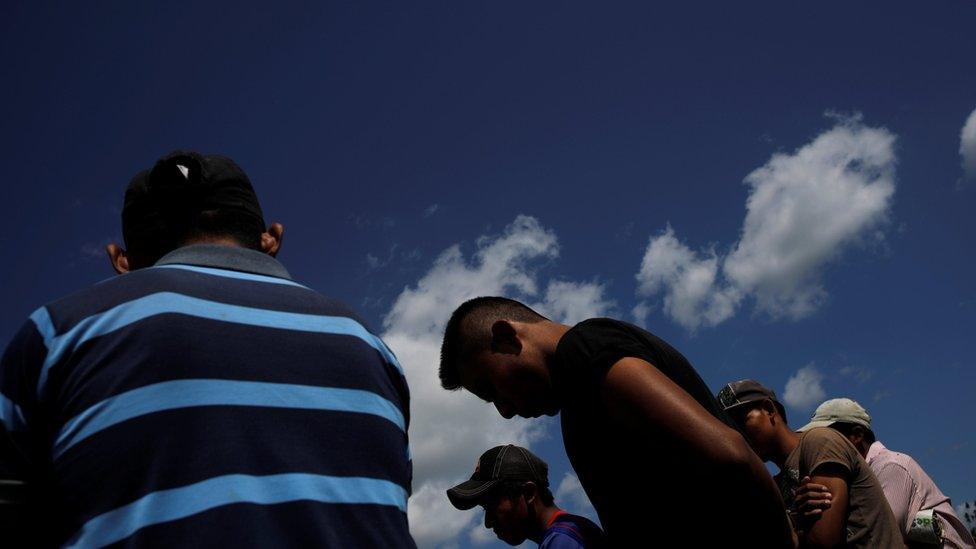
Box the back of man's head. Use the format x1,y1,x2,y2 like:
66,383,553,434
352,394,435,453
439,297,547,390
121,150,266,268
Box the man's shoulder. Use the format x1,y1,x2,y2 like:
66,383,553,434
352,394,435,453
564,318,641,337
34,266,374,338
556,318,649,358
543,513,604,548
800,426,850,446
796,427,858,471
872,444,918,470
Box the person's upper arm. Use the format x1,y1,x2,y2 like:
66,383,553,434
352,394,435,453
0,313,50,535
795,429,858,548
872,462,914,533
802,463,850,548
0,314,49,478
600,357,750,467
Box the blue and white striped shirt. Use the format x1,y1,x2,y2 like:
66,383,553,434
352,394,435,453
0,245,414,548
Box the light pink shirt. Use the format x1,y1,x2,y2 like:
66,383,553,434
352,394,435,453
866,441,975,548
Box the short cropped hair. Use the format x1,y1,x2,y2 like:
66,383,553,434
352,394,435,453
439,297,547,390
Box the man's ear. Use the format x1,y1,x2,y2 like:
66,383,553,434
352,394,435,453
106,243,130,275
490,320,522,355
261,222,284,257
760,399,778,421
522,481,538,505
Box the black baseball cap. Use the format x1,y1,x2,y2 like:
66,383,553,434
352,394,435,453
717,379,781,413
121,150,266,252
446,445,549,510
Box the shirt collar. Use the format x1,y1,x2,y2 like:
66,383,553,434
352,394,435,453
155,244,292,280
865,440,886,464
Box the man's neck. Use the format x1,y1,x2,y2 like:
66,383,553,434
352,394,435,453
183,235,244,248
772,429,802,469
529,505,564,543
536,321,571,364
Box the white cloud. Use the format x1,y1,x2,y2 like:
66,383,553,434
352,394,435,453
554,473,599,524
838,365,873,384
635,226,741,330
408,482,481,546
782,364,826,410
960,107,976,180
533,280,616,324
636,113,897,329
381,215,611,548
631,302,652,327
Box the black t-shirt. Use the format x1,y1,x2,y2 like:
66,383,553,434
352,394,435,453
553,319,785,547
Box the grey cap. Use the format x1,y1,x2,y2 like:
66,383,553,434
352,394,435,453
798,398,872,432
717,379,781,412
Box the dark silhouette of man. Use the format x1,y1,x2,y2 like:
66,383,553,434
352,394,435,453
0,151,414,547
438,297,794,547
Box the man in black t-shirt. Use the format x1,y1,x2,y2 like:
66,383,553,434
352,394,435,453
438,297,794,547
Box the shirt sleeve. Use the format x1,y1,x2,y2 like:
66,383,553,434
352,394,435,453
555,320,653,394
872,461,916,534
0,313,50,479
798,429,855,479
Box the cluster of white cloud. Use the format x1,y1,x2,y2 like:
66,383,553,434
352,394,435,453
960,107,976,181
386,110,957,545
635,226,740,329
635,114,898,330
554,473,598,523
381,215,610,548
782,364,826,411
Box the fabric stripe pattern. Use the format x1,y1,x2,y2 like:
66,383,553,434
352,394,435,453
66,473,409,549
36,291,404,397
0,393,27,432
54,379,405,458
0,247,414,547
152,264,310,288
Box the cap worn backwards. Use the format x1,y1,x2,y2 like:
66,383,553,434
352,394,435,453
122,150,266,251
717,379,781,412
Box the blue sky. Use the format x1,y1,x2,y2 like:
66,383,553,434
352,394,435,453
2,2,975,547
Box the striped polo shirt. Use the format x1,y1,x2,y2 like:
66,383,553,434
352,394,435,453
0,245,414,548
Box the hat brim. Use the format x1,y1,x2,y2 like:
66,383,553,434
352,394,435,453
446,479,499,510
797,419,835,432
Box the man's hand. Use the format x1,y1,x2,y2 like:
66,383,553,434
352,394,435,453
796,476,832,518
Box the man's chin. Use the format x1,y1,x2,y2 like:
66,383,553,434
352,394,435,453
495,531,524,546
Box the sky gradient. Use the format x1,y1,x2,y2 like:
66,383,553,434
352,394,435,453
2,2,975,547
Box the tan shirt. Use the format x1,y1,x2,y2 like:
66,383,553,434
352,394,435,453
776,428,903,548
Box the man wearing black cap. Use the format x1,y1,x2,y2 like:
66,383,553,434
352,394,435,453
718,379,903,548
0,151,414,547
447,445,604,548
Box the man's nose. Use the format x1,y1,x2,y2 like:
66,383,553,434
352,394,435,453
494,400,515,419
484,509,494,528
